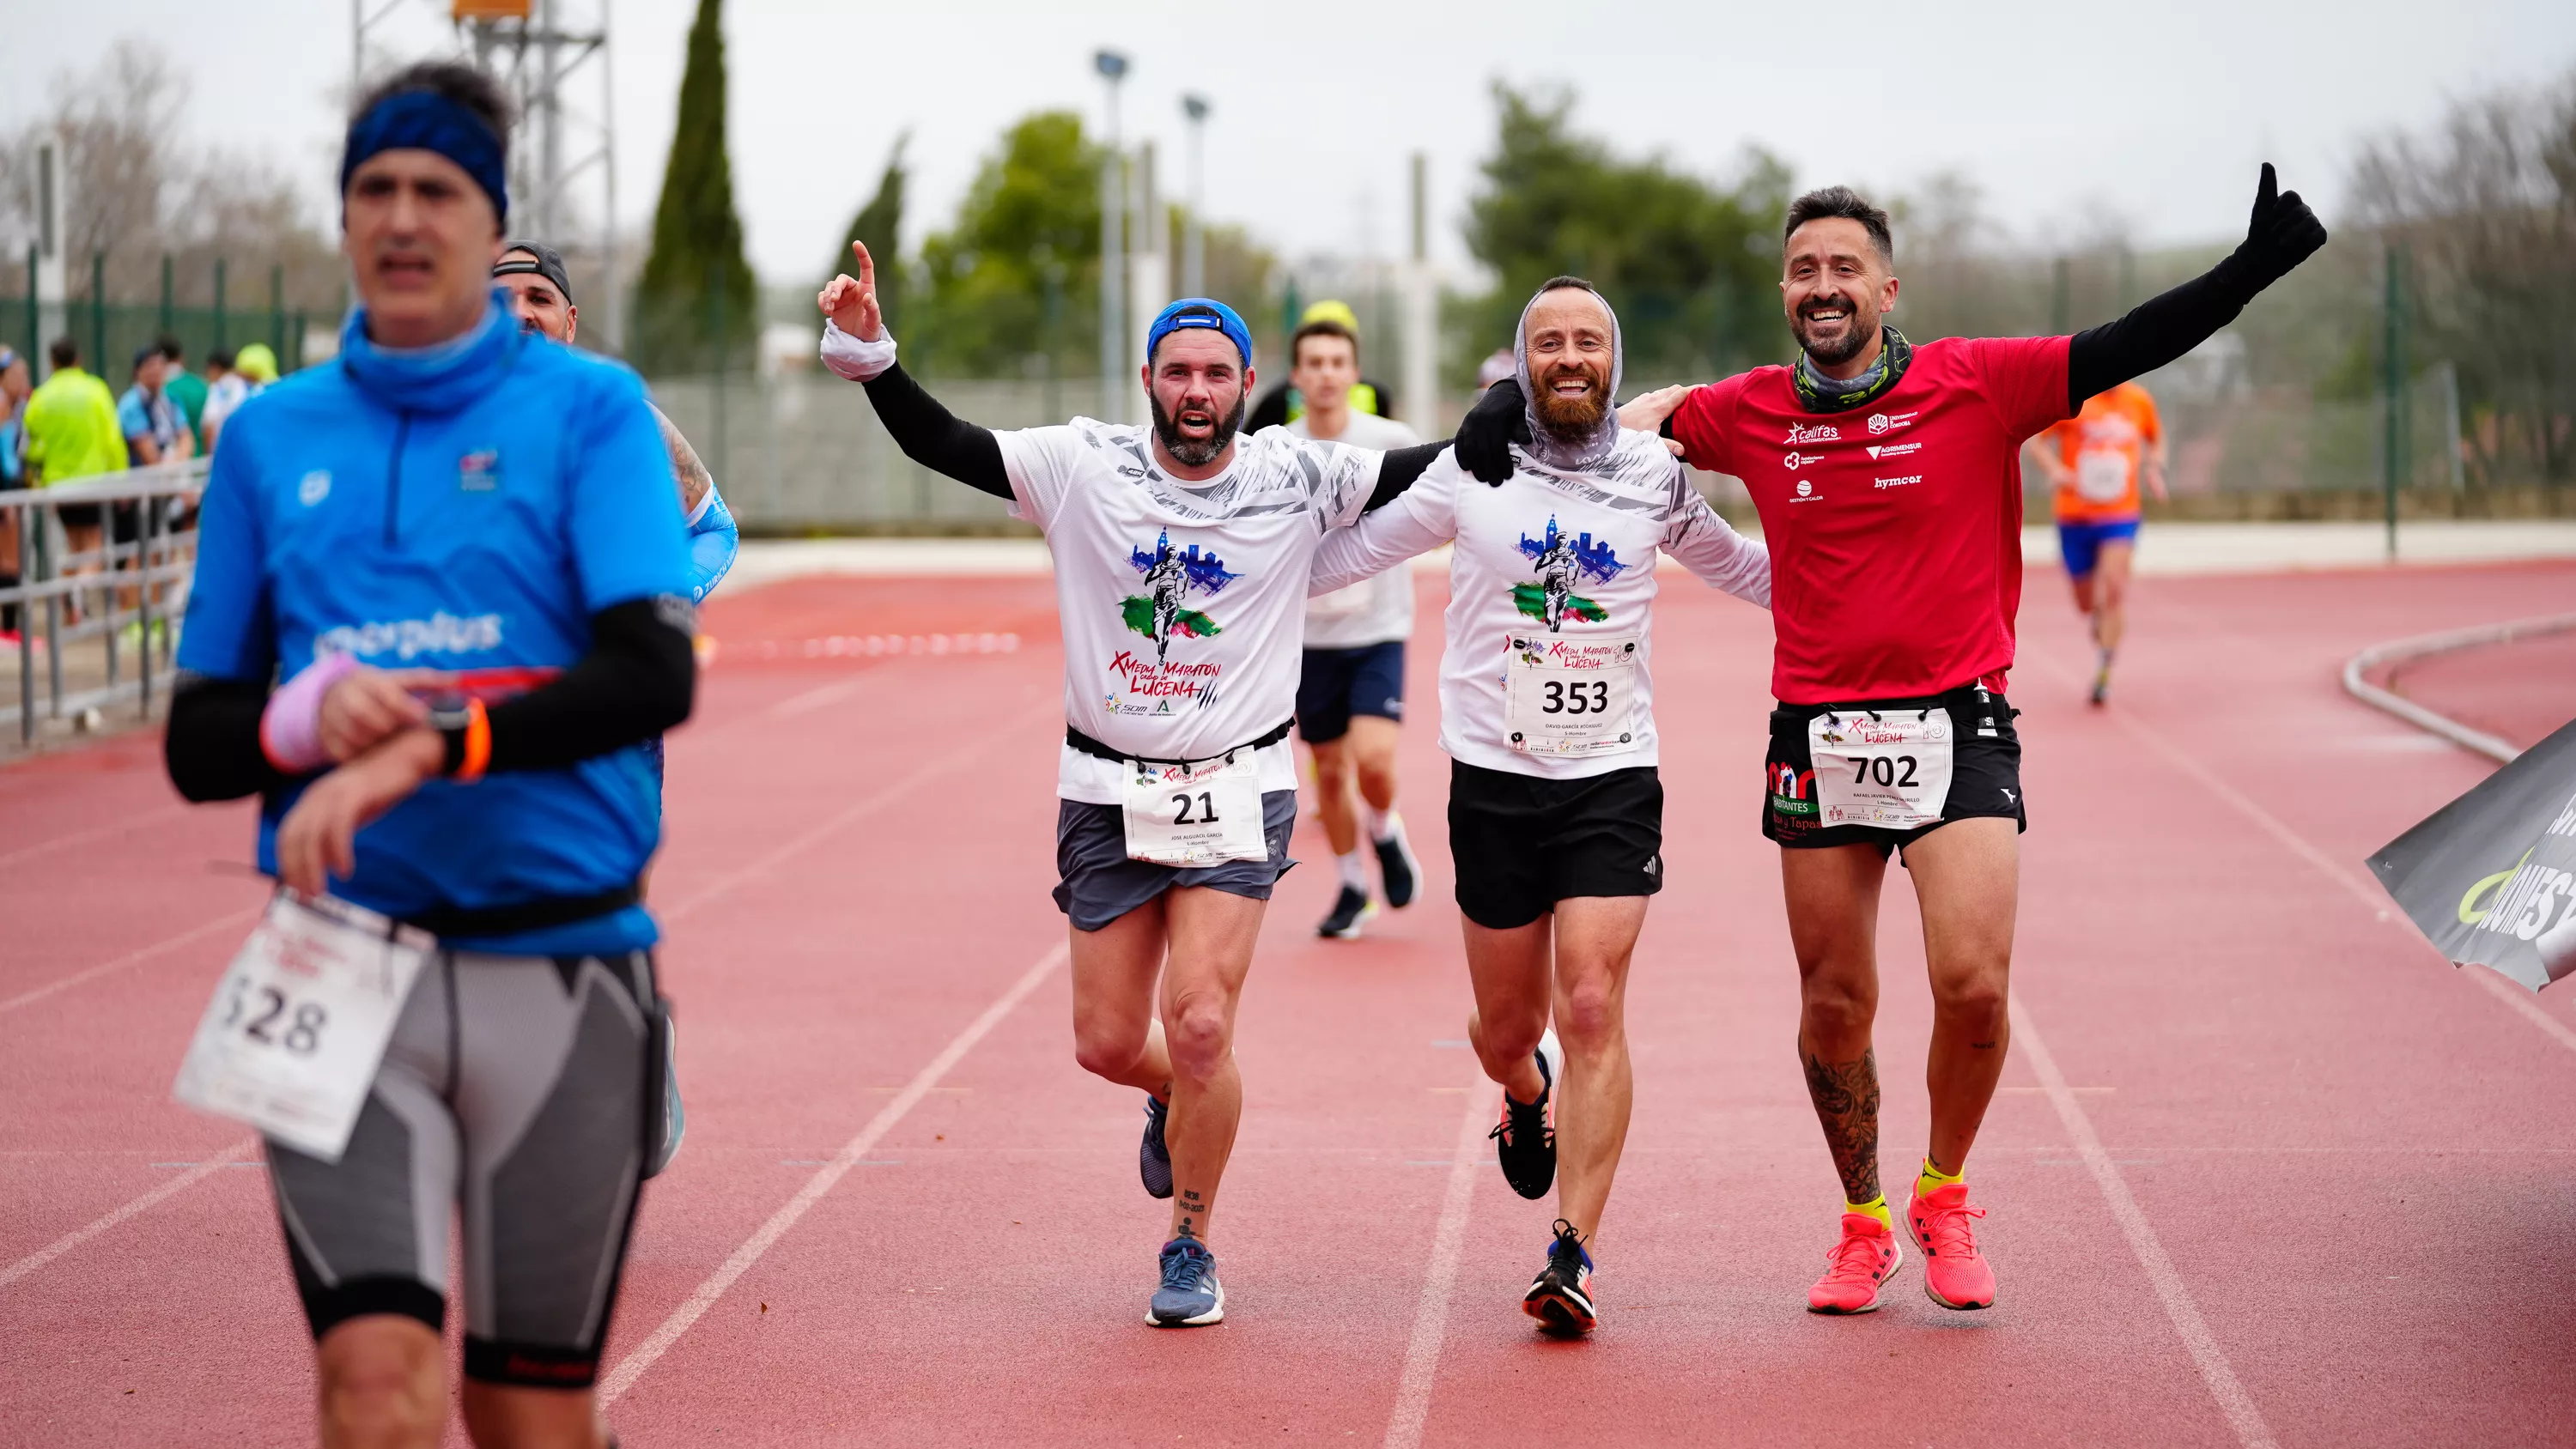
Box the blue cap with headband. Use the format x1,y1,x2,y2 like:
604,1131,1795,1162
1145,299,1253,368
339,88,509,225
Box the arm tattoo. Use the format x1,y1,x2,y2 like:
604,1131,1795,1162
653,406,714,513
1801,1045,1882,1204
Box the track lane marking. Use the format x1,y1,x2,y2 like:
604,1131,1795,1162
0,802,193,871
1381,1067,1492,1449
2009,997,2279,1449
597,940,1069,1406
0,1135,261,1292
0,906,262,1018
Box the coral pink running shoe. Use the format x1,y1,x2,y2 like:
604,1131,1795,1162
1807,1212,1903,1314
1905,1182,1996,1309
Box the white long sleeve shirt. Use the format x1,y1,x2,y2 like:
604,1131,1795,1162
1310,430,1769,779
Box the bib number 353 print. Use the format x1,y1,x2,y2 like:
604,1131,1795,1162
1504,634,1639,757
1121,751,1268,867
172,892,431,1162
1808,709,1956,829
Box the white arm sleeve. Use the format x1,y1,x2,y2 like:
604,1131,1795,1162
1662,477,1771,609
1310,457,1457,596
819,319,900,381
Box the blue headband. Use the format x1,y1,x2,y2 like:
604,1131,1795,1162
339,90,508,224
1145,299,1253,369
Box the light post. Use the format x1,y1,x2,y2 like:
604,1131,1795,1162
1180,94,1210,299
1094,49,1129,424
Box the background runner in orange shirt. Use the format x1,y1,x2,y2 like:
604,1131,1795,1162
2026,379,2166,704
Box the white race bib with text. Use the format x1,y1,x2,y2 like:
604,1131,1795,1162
1809,709,1956,829
1504,634,1640,757
1120,752,1269,866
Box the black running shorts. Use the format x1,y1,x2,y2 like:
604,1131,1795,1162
1448,760,1663,931
1295,640,1406,745
1763,683,2026,855
265,950,662,1388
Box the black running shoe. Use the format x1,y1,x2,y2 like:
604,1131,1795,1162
1375,827,1421,909
1522,1218,1597,1335
1139,1094,1173,1200
1489,1028,1561,1199
1317,885,1376,939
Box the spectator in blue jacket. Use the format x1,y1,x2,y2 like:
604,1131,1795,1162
163,59,693,1449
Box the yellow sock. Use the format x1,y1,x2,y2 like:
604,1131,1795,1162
1844,1193,1893,1228
1916,1157,1965,1198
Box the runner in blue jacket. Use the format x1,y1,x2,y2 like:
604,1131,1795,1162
163,60,692,1449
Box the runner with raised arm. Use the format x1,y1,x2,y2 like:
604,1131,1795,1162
164,61,692,1448
1460,167,2325,1315
817,243,1446,1326
1313,277,1768,1333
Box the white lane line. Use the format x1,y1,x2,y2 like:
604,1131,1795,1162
1381,1069,1492,1449
597,940,1068,1406
0,803,192,871
2010,996,2279,1449
0,1135,261,1291
0,906,262,1018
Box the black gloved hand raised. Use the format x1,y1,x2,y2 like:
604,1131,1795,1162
2222,162,2329,299
1455,377,1532,486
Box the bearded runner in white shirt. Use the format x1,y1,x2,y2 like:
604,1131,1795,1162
1285,314,1426,940
1311,277,1771,1334
818,244,1447,1328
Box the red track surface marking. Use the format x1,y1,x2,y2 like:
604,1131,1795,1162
11,561,2576,1444
0,906,260,1016
2385,630,2576,750
0,1135,258,1290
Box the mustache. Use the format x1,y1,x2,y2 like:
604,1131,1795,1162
1798,294,1859,319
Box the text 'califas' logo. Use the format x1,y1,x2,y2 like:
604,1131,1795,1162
1122,529,1241,662
1511,515,1625,634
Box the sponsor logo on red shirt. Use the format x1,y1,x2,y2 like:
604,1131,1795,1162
1866,411,1917,434
1786,422,1839,444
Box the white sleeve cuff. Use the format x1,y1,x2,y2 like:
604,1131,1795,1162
819,320,898,382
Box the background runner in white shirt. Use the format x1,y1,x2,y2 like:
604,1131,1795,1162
1311,278,1769,1334
818,245,1445,1328
1283,313,1425,940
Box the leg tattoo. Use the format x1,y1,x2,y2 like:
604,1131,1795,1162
1801,1046,1882,1204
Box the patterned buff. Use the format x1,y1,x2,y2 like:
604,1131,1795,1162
1514,282,1625,472
339,89,509,224
1791,325,1914,415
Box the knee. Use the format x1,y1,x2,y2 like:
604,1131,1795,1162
1931,967,2008,1028
1355,755,1397,803
1163,995,1232,1085
318,1325,440,1444
1072,1021,1148,1082
1800,975,1878,1042
1311,748,1352,791
1553,977,1621,1053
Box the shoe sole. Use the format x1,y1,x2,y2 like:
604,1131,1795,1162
1805,1237,1903,1314
1522,1284,1596,1335
1904,1213,1993,1311
1146,1281,1224,1327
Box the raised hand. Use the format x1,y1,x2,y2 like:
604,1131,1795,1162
817,240,885,341
2239,162,2328,288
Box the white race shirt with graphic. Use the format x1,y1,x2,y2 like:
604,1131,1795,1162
998,419,1382,804
1286,410,1421,649
1310,429,1770,779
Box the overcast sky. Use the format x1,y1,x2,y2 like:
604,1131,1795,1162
8,0,2574,286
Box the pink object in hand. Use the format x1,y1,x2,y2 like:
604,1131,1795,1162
259,652,361,773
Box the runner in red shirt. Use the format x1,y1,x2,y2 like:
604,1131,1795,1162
1456,166,2324,1315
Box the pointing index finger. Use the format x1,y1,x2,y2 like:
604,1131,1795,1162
850,239,875,291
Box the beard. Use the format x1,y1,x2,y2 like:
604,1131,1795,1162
1790,293,1879,367
1529,361,1610,441
1151,388,1247,467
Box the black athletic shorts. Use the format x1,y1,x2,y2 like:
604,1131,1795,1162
1295,640,1406,744
1449,760,1662,931
1763,683,2025,855
1052,790,1298,931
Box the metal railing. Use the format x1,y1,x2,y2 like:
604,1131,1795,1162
3,459,206,743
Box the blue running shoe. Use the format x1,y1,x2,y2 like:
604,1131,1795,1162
1140,1094,1173,1199
1149,1236,1224,1326
1522,1218,1598,1335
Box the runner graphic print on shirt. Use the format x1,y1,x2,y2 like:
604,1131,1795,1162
1515,516,1625,632
1126,530,1242,662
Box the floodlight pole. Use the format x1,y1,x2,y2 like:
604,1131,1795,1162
1180,94,1210,299
1095,49,1129,424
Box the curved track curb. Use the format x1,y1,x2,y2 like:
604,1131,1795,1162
2342,613,2576,764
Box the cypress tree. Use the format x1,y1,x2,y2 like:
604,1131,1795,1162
826,136,908,339
630,0,756,375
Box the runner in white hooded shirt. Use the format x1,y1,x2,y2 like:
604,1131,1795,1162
1309,277,1770,1334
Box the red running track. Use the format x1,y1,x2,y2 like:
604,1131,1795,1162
5,559,2576,1446
2382,627,2576,751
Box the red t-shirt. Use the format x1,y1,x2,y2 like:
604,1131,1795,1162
1670,335,2070,704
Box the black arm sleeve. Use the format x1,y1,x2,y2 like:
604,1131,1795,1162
166,672,289,802
858,363,1012,500
2066,257,2262,409
1365,441,1450,512
480,596,696,774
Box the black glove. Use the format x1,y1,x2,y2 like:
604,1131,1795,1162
2220,162,2329,300
1455,377,1531,486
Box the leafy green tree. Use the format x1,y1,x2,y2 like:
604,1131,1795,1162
912,111,1103,379
1462,84,1788,383
629,0,757,375
826,135,908,337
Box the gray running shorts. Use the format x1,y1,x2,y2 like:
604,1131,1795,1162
264,949,661,1388
1052,790,1298,931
